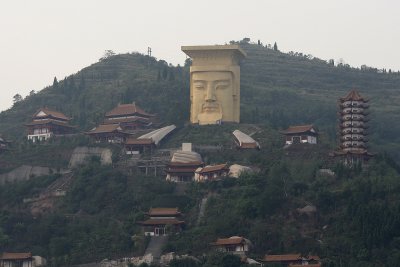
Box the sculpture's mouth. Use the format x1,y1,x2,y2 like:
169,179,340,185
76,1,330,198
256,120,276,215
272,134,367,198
202,102,220,112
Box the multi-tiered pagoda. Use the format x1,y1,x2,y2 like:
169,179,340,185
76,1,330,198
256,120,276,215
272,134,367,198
334,89,373,164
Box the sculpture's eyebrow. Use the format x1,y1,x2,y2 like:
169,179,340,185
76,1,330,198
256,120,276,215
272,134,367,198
214,79,230,83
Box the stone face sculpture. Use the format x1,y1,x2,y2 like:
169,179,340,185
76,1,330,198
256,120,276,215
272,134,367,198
181,45,246,125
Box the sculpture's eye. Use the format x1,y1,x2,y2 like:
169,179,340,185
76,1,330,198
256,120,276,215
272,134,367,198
215,80,230,90
194,81,205,90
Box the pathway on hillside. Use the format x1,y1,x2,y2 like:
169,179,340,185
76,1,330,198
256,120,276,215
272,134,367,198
197,193,212,226
144,235,168,262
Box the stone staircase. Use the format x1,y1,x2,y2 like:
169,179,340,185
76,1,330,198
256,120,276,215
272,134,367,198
144,235,168,262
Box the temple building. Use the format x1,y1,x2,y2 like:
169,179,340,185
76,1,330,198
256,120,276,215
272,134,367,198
0,252,47,267
103,102,155,131
25,108,75,142
125,125,176,155
194,164,229,182
261,254,321,267
333,90,373,165
280,125,318,145
165,143,204,182
86,124,129,143
232,130,260,149
138,208,184,236
211,236,251,256
0,136,9,153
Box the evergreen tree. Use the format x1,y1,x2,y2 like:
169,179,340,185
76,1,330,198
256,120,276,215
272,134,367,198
273,42,278,51
12,94,22,105
53,76,59,89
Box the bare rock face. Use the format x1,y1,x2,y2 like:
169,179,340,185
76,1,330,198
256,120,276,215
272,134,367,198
0,165,54,185
69,147,112,168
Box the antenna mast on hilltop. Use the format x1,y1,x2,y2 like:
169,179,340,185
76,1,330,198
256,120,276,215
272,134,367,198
147,47,152,57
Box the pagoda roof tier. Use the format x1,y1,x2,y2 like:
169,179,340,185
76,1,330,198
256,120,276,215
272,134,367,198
340,117,369,122
340,137,368,142
338,131,369,136
340,103,369,108
138,218,184,226
339,90,369,102
333,149,374,156
339,111,369,116
25,119,75,128
340,124,368,129
105,102,154,118
340,144,367,150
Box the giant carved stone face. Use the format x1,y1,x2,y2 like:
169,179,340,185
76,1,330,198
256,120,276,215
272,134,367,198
191,71,236,125
182,45,246,125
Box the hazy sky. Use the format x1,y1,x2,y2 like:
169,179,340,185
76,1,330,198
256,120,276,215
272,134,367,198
1,0,399,112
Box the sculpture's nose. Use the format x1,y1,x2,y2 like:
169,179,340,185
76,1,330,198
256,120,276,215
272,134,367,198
205,83,216,101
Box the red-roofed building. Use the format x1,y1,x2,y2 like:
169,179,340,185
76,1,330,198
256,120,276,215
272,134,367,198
138,207,184,236
125,138,154,154
211,236,251,256
280,125,318,145
86,124,129,143
25,108,75,142
194,164,229,182
0,136,10,153
104,102,155,130
261,254,321,266
165,162,205,182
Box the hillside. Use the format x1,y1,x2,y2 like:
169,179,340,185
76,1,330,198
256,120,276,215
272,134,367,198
1,40,399,159
1,40,400,267
0,127,399,266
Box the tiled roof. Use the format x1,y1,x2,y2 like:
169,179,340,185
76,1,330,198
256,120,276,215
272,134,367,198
139,218,184,225
197,164,228,174
103,117,150,124
33,108,70,120
263,254,301,262
289,264,321,267
167,161,204,167
212,236,245,246
340,89,367,102
166,168,198,173
240,143,260,149
233,130,260,149
105,103,154,117
87,124,124,134
25,119,74,128
1,252,32,260
281,125,316,135
148,207,180,216
125,138,154,145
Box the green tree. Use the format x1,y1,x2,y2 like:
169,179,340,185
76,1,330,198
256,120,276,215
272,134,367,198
12,93,22,104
